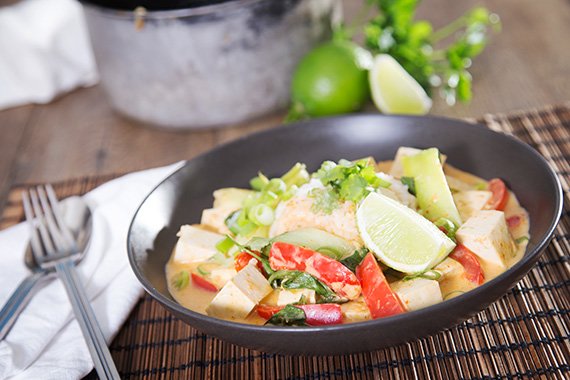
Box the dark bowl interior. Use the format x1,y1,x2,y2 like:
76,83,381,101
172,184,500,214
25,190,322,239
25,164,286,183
82,0,237,11
127,114,562,355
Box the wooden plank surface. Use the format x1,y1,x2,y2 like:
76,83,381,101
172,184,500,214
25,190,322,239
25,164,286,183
0,0,569,207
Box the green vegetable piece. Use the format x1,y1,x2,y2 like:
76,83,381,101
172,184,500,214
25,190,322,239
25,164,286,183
402,270,442,282
271,228,356,260
281,163,310,187
400,176,416,195
249,173,269,191
402,148,462,226
215,236,235,255
248,204,275,226
197,265,210,276
172,271,189,290
434,217,459,241
515,236,529,244
340,248,369,272
268,270,339,301
267,305,306,326
224,210,257,236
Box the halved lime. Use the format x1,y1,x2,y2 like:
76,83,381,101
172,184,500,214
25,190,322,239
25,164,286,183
356,192,455,273
369,54,432,115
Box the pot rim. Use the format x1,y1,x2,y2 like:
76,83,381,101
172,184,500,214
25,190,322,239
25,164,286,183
80,0,269,20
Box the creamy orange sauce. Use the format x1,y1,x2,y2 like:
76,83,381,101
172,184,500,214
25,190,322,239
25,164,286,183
166,160,530,322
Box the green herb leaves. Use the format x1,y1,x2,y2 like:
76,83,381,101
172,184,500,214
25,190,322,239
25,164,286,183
268,270,340,302
311,158,382,213
340,248,369,272
352,1,500,104
267,304,307,326
171,271,189,290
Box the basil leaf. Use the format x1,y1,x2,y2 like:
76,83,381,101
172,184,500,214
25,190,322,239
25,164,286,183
340,248,369,273
268,270,339,301
266,305,306,326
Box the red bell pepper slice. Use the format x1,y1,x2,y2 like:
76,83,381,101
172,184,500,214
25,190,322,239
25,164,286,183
269,242,361,300
256,304,284,319
234,251,264,273
191,273,218,292
298,304,343,326
355,253,405,318
450,244,485,285
488,178,509,211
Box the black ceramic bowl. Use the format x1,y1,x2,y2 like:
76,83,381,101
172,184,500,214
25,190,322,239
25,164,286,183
127,115,563,354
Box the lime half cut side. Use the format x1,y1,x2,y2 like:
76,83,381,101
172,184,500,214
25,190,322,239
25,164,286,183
369,54,432,115
357,192,456,273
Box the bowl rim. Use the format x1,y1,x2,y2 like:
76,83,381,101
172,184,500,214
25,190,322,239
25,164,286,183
127,113,564,335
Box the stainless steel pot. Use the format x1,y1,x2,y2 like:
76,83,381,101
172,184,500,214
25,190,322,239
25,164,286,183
81,0,341,129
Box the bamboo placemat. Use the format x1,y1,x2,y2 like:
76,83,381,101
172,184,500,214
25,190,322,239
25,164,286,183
1,104,570,379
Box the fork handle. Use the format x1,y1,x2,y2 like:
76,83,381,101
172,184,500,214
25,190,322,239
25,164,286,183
0,271,51,340
55,261,120,380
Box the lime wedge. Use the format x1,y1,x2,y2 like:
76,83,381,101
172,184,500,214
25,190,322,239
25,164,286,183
369,54,432,115
356,192,456,273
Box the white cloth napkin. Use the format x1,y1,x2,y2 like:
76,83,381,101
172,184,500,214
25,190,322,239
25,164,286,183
0,162,185,379
0,0,98,110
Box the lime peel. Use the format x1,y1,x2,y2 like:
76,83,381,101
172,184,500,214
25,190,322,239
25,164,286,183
369,54,432,115
356,192,455,273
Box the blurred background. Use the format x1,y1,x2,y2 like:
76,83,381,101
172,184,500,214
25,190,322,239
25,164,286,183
0,0,569,205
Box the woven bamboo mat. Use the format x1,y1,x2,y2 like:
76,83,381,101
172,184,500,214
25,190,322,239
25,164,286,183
1,104,570,379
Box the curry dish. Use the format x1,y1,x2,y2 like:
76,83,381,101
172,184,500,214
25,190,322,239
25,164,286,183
166,147,529,326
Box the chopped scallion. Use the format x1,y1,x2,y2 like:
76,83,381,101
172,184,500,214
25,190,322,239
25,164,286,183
172,270,189,290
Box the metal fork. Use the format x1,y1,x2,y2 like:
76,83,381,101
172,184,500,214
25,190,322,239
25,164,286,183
22,185,120,380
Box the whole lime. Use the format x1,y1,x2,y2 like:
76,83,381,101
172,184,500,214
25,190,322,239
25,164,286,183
290,40,372,118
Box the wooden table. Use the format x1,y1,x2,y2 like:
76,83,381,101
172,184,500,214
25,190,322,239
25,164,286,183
1,0,569,209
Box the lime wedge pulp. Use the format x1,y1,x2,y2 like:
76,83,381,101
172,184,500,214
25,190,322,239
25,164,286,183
369,54,432,115
356,192,456,273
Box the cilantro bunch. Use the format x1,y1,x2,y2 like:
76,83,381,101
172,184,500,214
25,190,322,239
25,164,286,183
338,0,501,104
311,158,390,213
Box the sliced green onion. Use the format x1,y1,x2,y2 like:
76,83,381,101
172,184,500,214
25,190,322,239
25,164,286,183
225,210,258,236
281,185,298,201
474,182,488,190
197,265,210,276
434,217,458,241
248,204,275,226
515,236,529,244
266,178,287,194
403,270,442,282
281,163,310,187
216,236,235,254
172,270,189,290
250,172,269,191
443,290,465,300
377,177,392,188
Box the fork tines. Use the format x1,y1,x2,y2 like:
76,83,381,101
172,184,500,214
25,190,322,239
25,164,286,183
22,185,76,268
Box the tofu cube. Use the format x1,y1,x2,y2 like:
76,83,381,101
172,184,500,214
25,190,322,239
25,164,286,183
390,147,447,178
341,297,371,323
200,207,233,235
390,278,443,312
206,263,272,320
453,190,492,221
456,210,515,268
262,289,316,306
208,267,237,289
172,225,224,264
